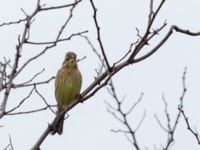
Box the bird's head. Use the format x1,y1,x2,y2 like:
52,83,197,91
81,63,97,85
62,51,77,68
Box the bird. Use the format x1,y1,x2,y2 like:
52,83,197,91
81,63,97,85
52,51,82,135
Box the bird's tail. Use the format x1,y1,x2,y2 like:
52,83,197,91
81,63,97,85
51,113,65,135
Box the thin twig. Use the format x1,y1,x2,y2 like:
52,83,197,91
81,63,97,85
126,93,144,115
35,86,56,114
40,1,81,11
6,87,35,114
162,94,172,132
162,68,187,150
179,108,200,144
9,134,14,150
13,76,55,88
89,0,110,70
14,68,45,86
7,105,56,115
154,114,168,132
25,30,88,45
0,18,26,27
106,80,143,150
129,0,167,61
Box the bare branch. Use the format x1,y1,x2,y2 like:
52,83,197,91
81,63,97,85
7,105,56,115
178,67,200,144
106,80,143,150
6,87,35,114
126,93,144,115
174,26,200,36
135,111,146,131
112,42,135,67
80,34,107,77
106,108,124,124
129,0,167,61
153,68,188,150
163,68,187,150
15,3,80,79
162,94,172,132
77,56,87,63
0,18,26,27
35,86,56,114
25,30,88,45
15,68,45,85
154,114,168,132
80,35,103,62
13,76,55,88
9,134,14,150
0,49,21,118
40,0,81,11
111,129,130,133
0,62,3,91
4,134,14,150
89,0,111,70
82,74,112,100
133,26,200,63
0,0,43,118
147,21,167,42
179,108,200,144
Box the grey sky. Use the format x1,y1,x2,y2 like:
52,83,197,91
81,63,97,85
0,0,200,149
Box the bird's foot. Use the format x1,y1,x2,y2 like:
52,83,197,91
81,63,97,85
77,94,83,103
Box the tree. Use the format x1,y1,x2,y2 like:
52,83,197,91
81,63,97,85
0,0,200,149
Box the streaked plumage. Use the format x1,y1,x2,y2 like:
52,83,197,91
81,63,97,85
53,52,82,135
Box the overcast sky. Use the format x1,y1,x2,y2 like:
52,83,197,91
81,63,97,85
0,0,200,150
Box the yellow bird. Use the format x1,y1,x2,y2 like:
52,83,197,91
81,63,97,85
53,52,82,135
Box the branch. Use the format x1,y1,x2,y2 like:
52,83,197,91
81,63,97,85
40,0,81,11
7,105,56,116
13,76,55,88
25,30,88,45
126,93,144,115
4,134,14,150
34,86,56,114
0,18,26,27
89,0,111,70
129,0,167,61
15,3,79,78
154,68,188,150
179,108,200,144
5,86,35,114
12,68,45,87
0,0,42,118
0,49,21,118
106,80,144,150
0,62,4,91
133,25,200,63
